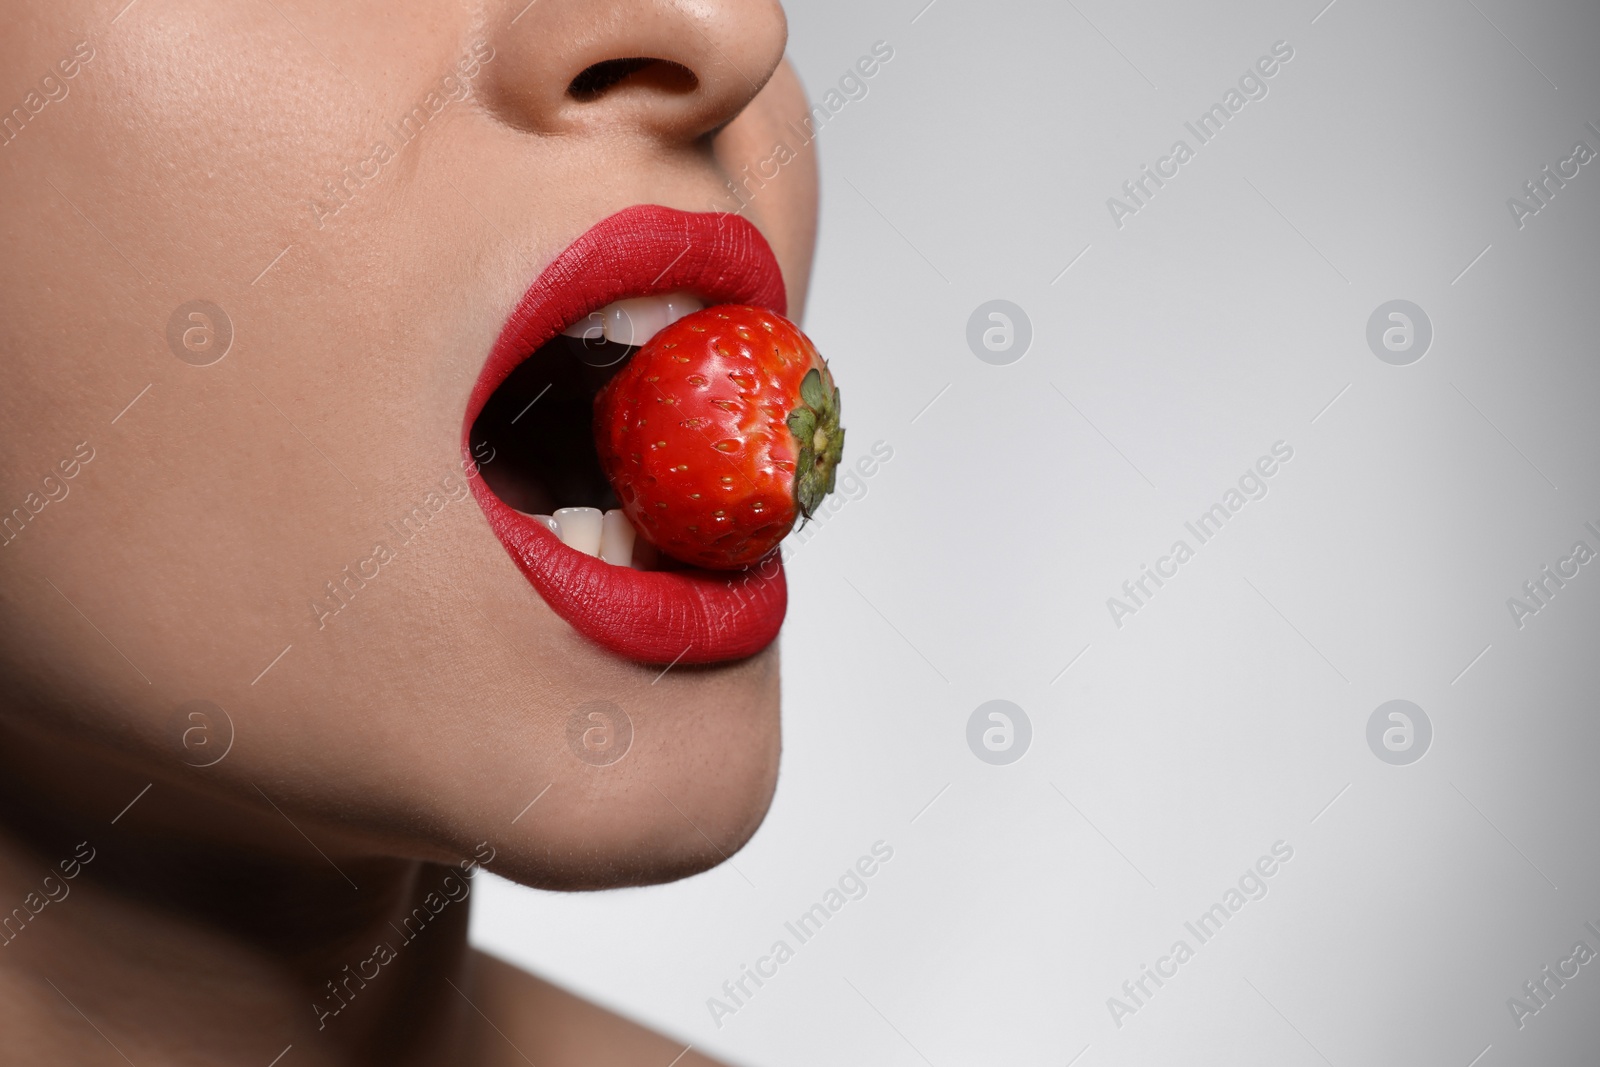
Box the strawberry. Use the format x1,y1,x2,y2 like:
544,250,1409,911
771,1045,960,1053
593,305,844,570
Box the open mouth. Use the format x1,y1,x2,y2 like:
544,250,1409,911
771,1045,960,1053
463,205,790,665
471,292,706,569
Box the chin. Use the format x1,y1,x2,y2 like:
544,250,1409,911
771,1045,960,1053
452,645,782,893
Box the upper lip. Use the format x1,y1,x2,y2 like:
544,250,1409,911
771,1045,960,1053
464,204,791,665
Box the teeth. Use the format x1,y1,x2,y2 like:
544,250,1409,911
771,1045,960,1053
518,508,653,569
559,311,604,342
662,293,704,323
599,509,635,566
552,507,602,556
605,297,669,347
560,291,704,347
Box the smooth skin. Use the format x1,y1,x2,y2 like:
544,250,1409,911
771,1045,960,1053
0,0,818,1062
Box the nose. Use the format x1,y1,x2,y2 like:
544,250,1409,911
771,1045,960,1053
482,0,788,143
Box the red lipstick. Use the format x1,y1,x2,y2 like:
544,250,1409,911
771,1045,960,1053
465,205,789,665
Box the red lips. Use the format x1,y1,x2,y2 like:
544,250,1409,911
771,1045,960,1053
464,205,789,665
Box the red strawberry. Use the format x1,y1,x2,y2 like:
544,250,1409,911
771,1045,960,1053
593,305,844,570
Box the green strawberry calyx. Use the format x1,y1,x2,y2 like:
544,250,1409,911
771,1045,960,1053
786,365,845,522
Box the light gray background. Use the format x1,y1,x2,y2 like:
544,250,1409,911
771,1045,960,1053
474,0,1600,1063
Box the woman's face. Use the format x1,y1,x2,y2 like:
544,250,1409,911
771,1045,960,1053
0,0,816,888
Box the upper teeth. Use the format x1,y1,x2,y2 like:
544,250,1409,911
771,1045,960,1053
560,292,704,347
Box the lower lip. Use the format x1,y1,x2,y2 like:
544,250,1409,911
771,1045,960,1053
465,206,789,665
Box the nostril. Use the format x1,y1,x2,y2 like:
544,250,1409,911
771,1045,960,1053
567,58,698,101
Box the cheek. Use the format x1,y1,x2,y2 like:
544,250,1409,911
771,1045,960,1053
712,60,818,315
0,6,469,825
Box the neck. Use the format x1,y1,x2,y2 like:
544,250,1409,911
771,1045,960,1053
0,720,478,1066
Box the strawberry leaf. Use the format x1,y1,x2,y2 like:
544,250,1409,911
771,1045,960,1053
799,368,827,411
787,407,817,443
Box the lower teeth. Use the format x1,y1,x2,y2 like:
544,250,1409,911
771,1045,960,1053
524,507,650,569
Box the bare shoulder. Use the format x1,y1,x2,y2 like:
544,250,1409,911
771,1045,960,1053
463,949,734,1067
